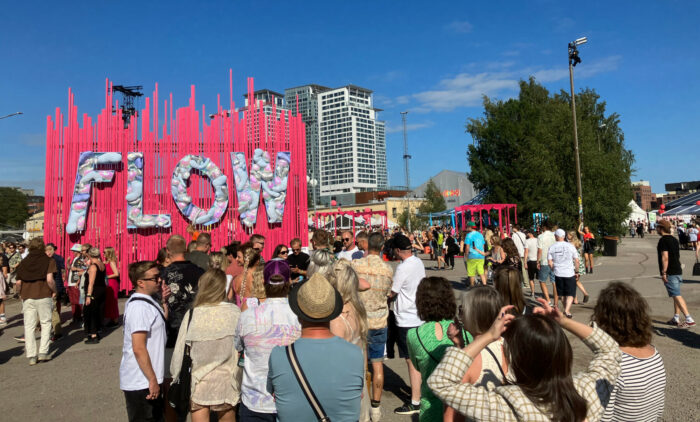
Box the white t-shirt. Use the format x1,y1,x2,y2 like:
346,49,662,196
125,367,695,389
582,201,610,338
337,247,359,261
512,231,527,258
547,241,580,278
537,231,556,265
120,293,167,391
391,255,425,328
525,237,539,261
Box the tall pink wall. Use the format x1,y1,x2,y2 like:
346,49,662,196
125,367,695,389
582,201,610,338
44,73,309,291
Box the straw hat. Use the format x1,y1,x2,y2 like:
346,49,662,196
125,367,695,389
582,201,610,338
289,272,343,322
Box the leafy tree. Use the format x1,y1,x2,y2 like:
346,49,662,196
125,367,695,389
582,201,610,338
418,179,446,214
0,188,29,228
397,208,426,230
466,78,633,236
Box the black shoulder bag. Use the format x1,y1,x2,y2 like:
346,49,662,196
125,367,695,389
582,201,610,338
168,309,194,414
286,344,331,422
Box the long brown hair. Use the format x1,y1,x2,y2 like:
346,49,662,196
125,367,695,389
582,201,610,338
592,282,652,347
501,238,519,258
238,242,261,299
493,267,526,315
193,269,227,307
503,315,588,422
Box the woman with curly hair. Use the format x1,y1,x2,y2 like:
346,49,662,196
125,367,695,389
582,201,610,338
593,282,666,422
499,238,522,273
406,277,472,421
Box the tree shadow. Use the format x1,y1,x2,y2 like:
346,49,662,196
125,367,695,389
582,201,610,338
652,323,700,349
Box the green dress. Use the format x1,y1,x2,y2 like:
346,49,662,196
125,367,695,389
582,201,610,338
407,320,473,421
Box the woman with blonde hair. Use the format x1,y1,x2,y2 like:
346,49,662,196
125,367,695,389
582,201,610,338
329,258,370,421
104,246,121,326
307,247,336,279
567,231,590,304
208,252,231,297
171,268,241,422
228,243,265,311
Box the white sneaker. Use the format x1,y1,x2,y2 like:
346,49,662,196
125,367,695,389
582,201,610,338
370,406,382,421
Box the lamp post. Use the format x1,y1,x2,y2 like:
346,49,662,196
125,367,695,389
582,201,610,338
401,111,412,232
568,36,587,230
0,112,23,120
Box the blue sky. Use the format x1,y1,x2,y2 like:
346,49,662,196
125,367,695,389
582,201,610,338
1,0,698,195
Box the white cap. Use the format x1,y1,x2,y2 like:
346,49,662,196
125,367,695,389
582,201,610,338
554,229,566,238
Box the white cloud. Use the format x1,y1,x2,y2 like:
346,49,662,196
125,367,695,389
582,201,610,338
385,121,434,133
398,56,621,113
445,21,473,34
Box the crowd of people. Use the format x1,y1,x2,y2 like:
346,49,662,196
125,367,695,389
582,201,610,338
1,215,696,421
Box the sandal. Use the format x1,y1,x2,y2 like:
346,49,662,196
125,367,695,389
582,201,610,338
565,313,573,319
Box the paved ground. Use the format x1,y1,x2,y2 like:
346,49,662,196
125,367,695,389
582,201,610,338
1,235,698,422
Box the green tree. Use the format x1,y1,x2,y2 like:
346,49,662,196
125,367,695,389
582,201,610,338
0,188,29,228
418,179,447,214
466,78,633,236
397,208,426,230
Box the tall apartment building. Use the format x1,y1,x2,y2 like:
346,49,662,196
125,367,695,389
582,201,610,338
284,85,330,203
285,84,389,202
631,180,653,211
316,85,387,198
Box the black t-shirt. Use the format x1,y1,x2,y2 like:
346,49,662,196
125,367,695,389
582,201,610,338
657,235,682,276
287,252,310,272
161,260,205,345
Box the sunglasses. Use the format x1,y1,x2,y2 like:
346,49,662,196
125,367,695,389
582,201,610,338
342,238,352,242
292,248,301,253
280,250,289,255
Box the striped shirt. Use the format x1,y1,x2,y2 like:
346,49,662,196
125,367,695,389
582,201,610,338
601,348,666,422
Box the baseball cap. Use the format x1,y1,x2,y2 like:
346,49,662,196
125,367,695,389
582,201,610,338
467,222,476,228
392,234,412,250
264,260,291,285
555,229,566,238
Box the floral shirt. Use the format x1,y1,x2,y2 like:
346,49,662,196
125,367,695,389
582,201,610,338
234,297,300,413
352,254,394,330
161,260,204,345
8,252,22,274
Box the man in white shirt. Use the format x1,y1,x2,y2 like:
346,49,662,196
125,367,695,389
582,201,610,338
120,261,167,422
523,230,540,297
389,234,425,415
537,221,558,306
337,230,359,261
547,229,580,318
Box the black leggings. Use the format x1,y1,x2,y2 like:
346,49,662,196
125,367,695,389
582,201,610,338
84,288,105,336
445,252,455,268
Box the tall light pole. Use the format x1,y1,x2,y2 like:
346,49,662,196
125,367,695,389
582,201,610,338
0,112,23,120
568,36,587,231
401,111,412,232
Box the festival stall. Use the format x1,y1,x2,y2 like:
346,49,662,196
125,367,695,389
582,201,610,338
454,204,518,237
313,209,388,235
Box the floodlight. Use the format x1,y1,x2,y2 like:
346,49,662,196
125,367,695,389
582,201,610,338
574,37,588,46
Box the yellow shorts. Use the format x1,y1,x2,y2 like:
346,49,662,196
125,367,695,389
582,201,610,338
467,259,485,277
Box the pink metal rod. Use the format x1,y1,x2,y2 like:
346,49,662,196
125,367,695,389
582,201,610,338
44,74,309,292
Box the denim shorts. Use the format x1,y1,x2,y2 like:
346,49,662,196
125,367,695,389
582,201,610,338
367,327,388,362
664,274,683,297
538,264,555,283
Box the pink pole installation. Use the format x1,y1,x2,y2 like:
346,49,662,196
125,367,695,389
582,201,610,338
44,74,309,292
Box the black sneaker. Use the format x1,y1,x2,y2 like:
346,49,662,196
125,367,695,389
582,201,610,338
85,336,100,344
394,403,420,415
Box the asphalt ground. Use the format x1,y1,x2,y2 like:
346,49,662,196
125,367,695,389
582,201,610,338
0,234,698,422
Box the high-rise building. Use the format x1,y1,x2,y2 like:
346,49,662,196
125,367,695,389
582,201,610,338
284,85,330,204
316,85,387,198
375,120,388,189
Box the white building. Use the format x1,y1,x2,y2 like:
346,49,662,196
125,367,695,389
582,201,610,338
316,85,387,198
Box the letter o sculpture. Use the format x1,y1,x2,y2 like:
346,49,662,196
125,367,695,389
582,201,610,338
171,154,229,226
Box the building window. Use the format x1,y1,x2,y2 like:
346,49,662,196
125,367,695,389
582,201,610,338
392,207,397,218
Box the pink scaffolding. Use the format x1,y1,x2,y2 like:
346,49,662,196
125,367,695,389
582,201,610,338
313,209,388,236
455,204,518,237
